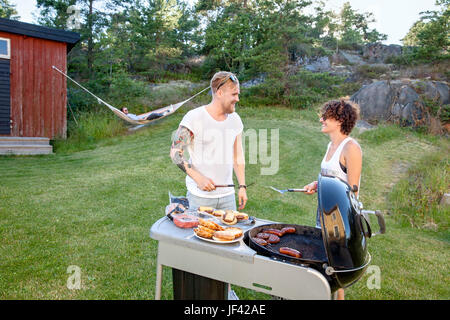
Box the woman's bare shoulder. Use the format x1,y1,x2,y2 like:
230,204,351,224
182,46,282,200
344,138,362,155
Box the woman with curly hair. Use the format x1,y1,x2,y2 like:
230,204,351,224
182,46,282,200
303,99,361,300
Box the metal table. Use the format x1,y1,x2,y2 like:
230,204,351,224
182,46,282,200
150,216,331,300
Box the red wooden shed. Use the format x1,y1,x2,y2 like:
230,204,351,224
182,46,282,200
0,17,79,154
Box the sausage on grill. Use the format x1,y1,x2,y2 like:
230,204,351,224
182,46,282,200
279,247,302,258
266,234,280,244
256,232,271,240
253,237,268,246
264,228,284,237
281,227,296,234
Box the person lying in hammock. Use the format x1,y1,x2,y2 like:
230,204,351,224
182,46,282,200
120,106,172,121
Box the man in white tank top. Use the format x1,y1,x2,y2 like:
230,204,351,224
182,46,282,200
170,71,247,300
170,71,247,211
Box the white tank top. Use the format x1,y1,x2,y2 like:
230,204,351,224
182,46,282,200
179,105,244,198
320,137,353,183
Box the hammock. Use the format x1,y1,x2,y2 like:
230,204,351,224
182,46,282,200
52,66,210,126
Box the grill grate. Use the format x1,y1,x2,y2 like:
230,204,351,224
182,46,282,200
265,232,328,262
245,223,328,265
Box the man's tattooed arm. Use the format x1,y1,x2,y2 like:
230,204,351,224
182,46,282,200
170,125,194,174
170,125,216,191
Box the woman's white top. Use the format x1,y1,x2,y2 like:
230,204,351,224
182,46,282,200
320,137,353,183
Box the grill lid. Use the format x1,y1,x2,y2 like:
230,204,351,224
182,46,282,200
317,174,369,274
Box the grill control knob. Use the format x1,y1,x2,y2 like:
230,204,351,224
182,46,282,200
325,266,335,276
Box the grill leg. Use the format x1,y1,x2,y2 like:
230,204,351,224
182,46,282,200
331,291,339,300
155,263,162,300
172,268,228,300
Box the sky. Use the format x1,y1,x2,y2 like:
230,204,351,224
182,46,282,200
10,0,440,45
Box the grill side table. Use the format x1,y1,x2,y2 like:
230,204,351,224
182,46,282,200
150,216,331,300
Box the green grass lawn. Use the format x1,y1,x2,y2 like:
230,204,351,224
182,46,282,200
0,105,449,299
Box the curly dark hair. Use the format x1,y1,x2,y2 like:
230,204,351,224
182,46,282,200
320,99,360,135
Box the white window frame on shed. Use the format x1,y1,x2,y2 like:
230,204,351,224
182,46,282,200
0,37,11,59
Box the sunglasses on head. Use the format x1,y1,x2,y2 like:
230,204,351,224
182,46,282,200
216,74,238,91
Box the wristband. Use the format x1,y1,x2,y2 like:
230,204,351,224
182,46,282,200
239,185,247,189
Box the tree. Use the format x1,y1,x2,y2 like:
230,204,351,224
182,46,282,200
0,0,20,20
402,0,449,59
402,20,427,47
36,0,76,29
201,1,255,75
201,0,316,76
85,0,200,81
335,2,387,50
36,0,129,77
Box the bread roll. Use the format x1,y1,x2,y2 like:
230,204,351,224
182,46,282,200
212,230,235,241
198,206,214,213
212,210,225,217
236,212,248,221
221,211,237,225
225,227,243,239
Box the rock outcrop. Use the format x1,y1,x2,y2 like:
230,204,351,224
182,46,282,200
350,80,449,126
296,44,404,81
303,56,332,73
362,43,402,63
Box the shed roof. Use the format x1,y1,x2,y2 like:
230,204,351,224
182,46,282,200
0,18,80,51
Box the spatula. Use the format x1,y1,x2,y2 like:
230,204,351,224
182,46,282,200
269,186,307,194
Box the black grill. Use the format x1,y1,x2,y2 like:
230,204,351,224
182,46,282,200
244,223,340,291
243,174,384,293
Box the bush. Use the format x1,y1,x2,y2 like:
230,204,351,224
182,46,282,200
389,151,450,231
389,49,450,66
108,73,149,105
240,70,360,109
355,64,389,79
52,110,126,153
67,72,149,113
422,95,450,124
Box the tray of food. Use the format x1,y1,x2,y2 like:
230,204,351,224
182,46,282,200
193,218,244,244
197,207,253,225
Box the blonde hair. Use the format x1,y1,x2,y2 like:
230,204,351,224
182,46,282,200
210,71,239,94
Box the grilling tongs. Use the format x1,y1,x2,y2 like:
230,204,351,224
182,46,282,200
269,186,307,194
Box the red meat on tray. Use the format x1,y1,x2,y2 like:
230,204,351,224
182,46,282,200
173,214,199,228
